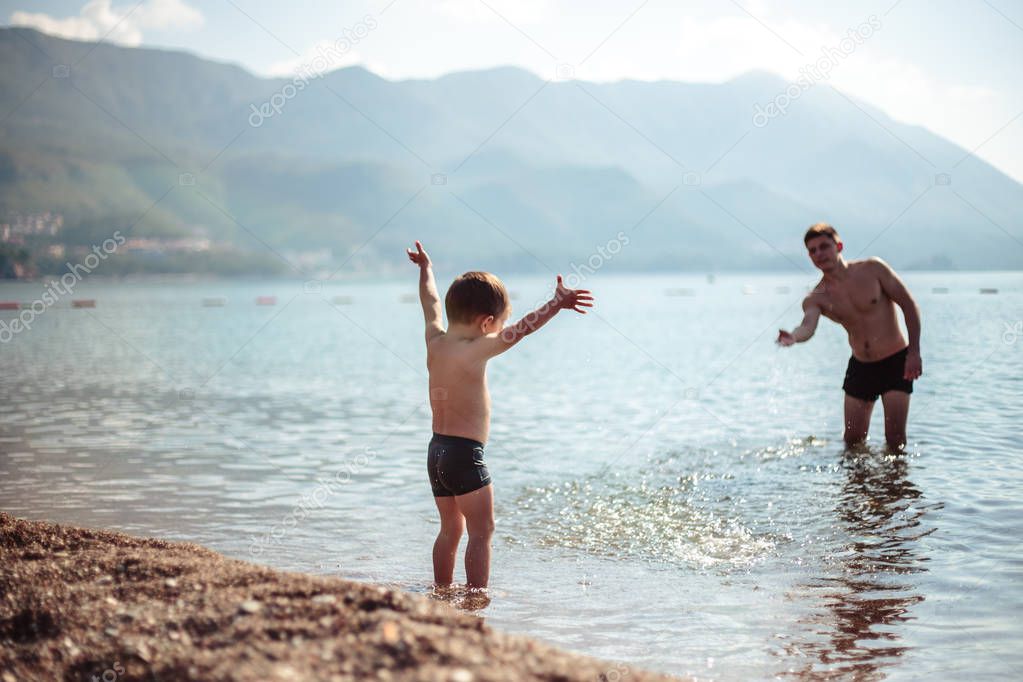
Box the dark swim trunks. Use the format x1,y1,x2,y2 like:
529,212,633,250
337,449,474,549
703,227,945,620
842,347,914,402
427,433,491,497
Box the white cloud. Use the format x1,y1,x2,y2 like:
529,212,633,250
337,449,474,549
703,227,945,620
10,0,203,47
133,0,203,30
574,8,861,84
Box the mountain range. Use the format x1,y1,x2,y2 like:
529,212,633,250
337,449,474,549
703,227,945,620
1,26,1020,277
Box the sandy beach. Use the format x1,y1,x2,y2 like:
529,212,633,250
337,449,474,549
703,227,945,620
0,513,677,681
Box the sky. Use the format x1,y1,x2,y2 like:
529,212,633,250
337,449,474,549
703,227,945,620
4,0,1023,183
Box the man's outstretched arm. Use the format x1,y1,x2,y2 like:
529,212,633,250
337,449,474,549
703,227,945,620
875,258,922,379
778,298,822,346
407,241,444,341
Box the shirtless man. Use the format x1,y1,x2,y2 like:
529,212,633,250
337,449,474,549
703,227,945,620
778,223,922,450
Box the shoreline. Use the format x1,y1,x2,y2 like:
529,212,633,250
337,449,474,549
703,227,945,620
0,513,677,681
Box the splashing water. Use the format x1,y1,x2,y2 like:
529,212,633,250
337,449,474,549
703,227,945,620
512,454,779,570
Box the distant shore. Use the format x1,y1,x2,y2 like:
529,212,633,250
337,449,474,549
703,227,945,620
0,513,676,681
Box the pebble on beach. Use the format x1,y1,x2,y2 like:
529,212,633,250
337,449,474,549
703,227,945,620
0,513,679,681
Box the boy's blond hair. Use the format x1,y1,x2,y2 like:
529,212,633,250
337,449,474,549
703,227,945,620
445,271,509,324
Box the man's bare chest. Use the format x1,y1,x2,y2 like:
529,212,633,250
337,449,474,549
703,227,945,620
817,277,884,323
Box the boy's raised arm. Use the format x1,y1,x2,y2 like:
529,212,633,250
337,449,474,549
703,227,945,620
475,275,593,360
407,241,444,340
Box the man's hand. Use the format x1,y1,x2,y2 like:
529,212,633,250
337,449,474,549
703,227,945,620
777,300,821,347
777,329,797,347
904,350,922,380
407,240,431,268
552,275,593,314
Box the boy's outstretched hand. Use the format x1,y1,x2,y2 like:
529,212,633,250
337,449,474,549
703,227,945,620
407,240,431,268
553,275,594,314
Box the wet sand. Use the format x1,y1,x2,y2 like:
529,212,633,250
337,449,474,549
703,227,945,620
0,513,677,681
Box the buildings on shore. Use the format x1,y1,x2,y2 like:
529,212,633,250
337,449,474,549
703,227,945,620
1,212,64,244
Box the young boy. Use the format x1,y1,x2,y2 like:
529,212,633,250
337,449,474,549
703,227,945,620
406,240,593,590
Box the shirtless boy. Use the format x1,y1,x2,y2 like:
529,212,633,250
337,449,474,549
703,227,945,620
777,223,923,450
407,241,593,589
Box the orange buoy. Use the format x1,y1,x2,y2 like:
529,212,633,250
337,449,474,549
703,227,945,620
71,299,96,308
256,296,277,306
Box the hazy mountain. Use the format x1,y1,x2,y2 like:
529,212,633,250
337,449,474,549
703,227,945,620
1,27,1020,276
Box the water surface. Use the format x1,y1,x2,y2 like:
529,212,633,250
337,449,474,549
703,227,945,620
1,272,1020,679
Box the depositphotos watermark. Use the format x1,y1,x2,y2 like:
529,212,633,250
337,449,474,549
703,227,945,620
249,15,378,128
1004,321,1022,345
563,230,630,290
89,662,125,682
248,447,378,556
502,232,625,340
752,15,882,128
0,231,125,344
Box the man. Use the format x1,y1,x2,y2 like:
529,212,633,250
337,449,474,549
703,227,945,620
778,223,922,450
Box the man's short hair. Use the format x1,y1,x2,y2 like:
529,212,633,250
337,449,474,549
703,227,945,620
445,271,510,324
804,222,841,245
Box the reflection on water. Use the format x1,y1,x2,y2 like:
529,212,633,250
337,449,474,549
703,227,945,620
779,448,941,679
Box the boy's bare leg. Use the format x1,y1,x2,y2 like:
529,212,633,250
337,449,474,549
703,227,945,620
432,496,464,586
454,484,494,589
881,391,911,452
844,395,874,447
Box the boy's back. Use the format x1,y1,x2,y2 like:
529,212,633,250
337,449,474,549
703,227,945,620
427,332,493,443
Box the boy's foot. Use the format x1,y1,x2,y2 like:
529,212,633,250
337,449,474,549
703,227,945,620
459,587,491,611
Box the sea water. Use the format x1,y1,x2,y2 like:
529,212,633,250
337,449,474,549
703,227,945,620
1,272,1020,679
